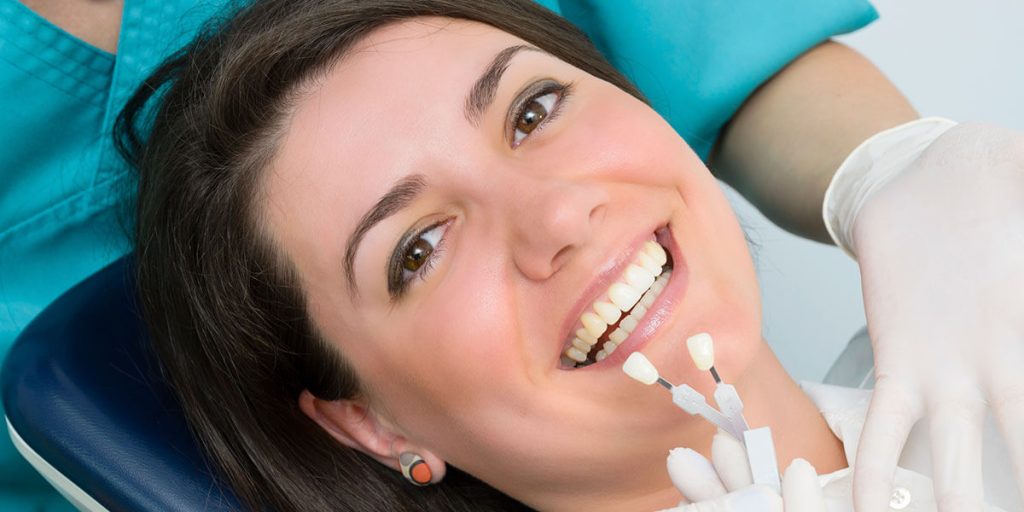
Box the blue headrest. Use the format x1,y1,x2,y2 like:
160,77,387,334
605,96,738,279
2,256,240,511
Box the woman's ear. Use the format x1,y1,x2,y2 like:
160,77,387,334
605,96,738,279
298,390,446,482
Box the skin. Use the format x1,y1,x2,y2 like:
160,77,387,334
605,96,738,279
265,19,845,511
712,41,918,242
20,0,123,53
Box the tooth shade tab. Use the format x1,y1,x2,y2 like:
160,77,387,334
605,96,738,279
622,352,659,385
686,332,715,371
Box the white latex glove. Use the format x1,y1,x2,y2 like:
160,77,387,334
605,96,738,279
659,431,826,512
824,120,1024,510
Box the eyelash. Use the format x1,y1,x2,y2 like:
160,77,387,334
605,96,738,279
387,80,572,299
508,79,573,147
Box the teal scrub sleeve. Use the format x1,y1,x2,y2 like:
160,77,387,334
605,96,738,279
533,0,878,159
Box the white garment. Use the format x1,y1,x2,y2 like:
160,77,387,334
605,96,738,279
801,382,1021,511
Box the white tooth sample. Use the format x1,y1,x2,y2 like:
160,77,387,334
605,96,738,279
624,264,656,291
608,328,628,344
637,252,662,275
566,346,587,363
595,350,607,362
593,301,621,324
580,312,607,339
608,283,641,311
620,315,638,333
631,304,647,319
603,341,619,354
686,332,715,371
576,328,598,345
572,337,591,352
622,352,659,385
645,240,668,266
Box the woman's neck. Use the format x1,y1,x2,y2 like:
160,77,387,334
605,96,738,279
736,341,848,475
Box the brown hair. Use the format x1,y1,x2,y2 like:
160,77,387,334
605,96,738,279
117,0,644,510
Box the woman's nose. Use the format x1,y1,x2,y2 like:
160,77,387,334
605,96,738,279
510,180,608,280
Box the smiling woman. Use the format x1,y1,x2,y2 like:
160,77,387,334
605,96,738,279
116,0,847,511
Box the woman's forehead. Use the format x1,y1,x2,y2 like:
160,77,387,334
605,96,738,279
271,17,527,204
280,17,529,163
340,17,524,84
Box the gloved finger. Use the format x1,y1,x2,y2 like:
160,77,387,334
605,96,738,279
993,391,1024,498
990,376,1024,495
781,458,825,512
667,448,728,502
928,396,986,510
658,485,782,512
711,430,753,491
853,377,922,512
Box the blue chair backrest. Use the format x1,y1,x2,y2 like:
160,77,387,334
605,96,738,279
2,256,240,511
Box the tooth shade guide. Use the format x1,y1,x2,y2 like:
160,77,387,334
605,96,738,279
709,366,722,384
685,332,715,371
621,352,659,384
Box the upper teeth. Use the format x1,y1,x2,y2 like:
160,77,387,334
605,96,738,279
563,240,670,365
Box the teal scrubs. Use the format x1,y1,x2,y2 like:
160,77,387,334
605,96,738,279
0,0,876,508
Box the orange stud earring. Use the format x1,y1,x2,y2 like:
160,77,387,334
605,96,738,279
399,452,432,486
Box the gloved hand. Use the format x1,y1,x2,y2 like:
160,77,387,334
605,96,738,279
824,120,1024,510
660,431,826,511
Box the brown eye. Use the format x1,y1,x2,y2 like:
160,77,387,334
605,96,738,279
389,221,449,298
512,91,559,146
516,99,548,134
402,238,433,272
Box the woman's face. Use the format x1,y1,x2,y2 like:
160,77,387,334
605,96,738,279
265,17,762,505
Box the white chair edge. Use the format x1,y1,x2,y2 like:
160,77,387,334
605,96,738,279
5,416,109,512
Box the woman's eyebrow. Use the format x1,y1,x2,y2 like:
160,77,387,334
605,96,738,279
344,174,428,297
464,44,542,126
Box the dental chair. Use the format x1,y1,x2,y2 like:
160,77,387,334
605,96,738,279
2,256,874,511
1,256,239,511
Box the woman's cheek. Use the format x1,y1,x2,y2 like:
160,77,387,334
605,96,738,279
408,267,520,392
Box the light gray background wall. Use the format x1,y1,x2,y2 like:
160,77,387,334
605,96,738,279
740,0,1024,381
